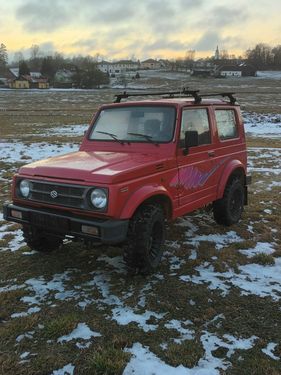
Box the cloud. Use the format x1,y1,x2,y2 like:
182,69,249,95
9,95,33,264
193,31,222,51
206,6,249,29
142,39,188,52
16,1,70,32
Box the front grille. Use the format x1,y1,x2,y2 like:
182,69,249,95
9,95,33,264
28,181,86,209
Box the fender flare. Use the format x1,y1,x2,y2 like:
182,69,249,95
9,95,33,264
119,185,173,219
217,159,246,199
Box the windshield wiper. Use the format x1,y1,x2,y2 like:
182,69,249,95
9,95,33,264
96,131,124,145
127,132,159,146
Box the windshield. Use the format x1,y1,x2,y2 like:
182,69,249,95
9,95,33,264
89,106,176,143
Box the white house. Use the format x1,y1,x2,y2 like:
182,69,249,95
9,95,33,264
98,60,139,75
217,65,242,77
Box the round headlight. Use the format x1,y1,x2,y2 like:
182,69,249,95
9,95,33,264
90,189,107,209
19,179,30,198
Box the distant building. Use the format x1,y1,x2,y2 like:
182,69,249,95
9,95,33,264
0,69,17,87
8,76,30,89
239,62,257,77
22,74,49,89
140,59,161,70
9,68,19,78
8,72,49,89
98,60,139,75
216,65,242,78
54,69,75,88
191,59,214,76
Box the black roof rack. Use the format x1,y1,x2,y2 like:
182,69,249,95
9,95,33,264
114,89,237,104
199,92,237,105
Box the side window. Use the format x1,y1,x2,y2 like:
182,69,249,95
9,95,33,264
215,109,238,140
180,108,211,147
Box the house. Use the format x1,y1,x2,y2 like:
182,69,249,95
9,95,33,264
0,69,17,87
216,65,242,78
54,69,75,88
8,76,30,89
239,62,257,77
9,74,49,89
22,74,49,89
191,59,215,76
9,68,20,78
98,60,139,75
140,59,161,70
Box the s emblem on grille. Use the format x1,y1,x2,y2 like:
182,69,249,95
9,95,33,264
50,190,58,199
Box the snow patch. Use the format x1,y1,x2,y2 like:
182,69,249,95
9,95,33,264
181,258,281,300
262,342,280,360
57,322,101,347
185,231,242,250
239,242,275,258
52,363,75,375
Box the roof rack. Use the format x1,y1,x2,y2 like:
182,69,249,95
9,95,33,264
199,92,237,105
114,90,236,104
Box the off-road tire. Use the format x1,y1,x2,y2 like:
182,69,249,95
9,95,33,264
124,204,165,274
213,178,244,226
22,225,63,252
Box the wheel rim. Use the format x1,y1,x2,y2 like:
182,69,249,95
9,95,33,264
148,221,163,261
229,188,243,220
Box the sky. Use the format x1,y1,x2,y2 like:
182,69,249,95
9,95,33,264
1,0,281,61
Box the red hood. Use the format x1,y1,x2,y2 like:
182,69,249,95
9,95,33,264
19,151,173,184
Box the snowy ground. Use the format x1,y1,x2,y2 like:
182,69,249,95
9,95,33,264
243,111,281,138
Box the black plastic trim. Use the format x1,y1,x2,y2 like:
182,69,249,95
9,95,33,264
3,203,128,244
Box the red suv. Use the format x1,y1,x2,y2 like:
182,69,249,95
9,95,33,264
3,90,251,273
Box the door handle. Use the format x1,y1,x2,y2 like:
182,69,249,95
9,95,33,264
208,151,215,157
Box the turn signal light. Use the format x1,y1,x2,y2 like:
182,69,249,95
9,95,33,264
11,210,22,219
81,225,99,236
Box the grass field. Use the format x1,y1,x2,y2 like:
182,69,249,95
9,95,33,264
0,76,281,375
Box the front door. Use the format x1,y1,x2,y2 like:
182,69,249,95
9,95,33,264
176,107,218,213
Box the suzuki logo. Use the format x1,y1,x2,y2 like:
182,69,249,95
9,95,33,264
50,190,58,199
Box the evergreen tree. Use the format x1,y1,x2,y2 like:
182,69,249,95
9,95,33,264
41,56,56,82
19,60,30,75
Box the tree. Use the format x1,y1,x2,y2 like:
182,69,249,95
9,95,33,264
41,56,56,82
184,50,195,70
19,60,30,75
246,43,273,69
13,51,24,64
272,45,281,69
29,44,42,71
0,43,8,74
72,56,109,88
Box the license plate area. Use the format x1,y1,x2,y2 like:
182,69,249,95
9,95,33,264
31,212,69,232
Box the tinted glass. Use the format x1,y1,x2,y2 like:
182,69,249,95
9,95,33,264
215,110,238,140
180,108,211,147
89,106,176,143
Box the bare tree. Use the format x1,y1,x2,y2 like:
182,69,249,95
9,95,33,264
0,43,8,74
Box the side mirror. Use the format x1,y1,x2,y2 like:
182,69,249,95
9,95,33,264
184,130,199,154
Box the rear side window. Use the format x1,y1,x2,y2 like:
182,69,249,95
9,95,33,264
180,108,211,147
215,109,238,140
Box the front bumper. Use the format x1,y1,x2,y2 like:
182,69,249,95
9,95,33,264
3,203,128,245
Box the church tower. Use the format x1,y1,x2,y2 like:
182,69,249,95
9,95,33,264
215,46,220,60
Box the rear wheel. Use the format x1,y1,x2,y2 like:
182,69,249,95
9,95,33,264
23,225,63,252
124,204,165,274
213,178,244,226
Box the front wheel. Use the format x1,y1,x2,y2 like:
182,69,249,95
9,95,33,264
123,204,165,274
22,225,63,252
213,178,244,226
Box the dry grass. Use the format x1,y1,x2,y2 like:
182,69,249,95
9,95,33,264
0,85,281,374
